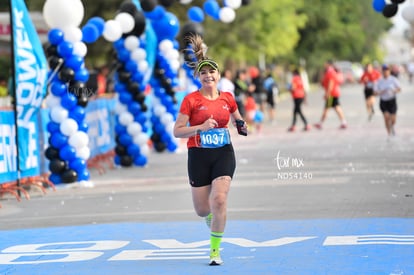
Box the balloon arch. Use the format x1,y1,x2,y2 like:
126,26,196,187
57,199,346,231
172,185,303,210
41,0,249,184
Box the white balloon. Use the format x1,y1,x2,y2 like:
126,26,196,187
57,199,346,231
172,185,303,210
219,7,236,23
165,122,175,135
127,122,143,136
124,36,140,51
179,0,193,4
60,118,79,136
154,105,166,116
45,94,61,108
159,39,174,53
169,59,181,72
118,112,134,126
50,106,68,123
43,0,84,29
114,102,127,114
165,48,179,60
73,41,88,57
131,48,147,61
138,60,149,73
224,0,242,9
133,133,148,146
161,113,174,125
63,26,83,43
402,5,414,23
140,143,150,157
103,20,123,42
115,12,135,34
76,146,91,160
68,131,89,148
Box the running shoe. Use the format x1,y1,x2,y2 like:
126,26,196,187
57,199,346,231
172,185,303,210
209,249,223,266
287,126,296,132
391,126,396,136
339,123,347,129
368,111,374,121
303,125,311,131
314,123,322,130
205,213,212,229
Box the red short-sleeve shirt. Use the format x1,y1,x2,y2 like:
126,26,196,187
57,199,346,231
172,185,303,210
179,91,238,148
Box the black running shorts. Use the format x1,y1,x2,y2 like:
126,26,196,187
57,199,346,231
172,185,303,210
187,144,236,187
380,98,397,114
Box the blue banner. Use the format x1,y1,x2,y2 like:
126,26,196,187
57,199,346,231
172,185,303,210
11,0,48,178
0,111,41,183
0,112,18,183
84,98,116,157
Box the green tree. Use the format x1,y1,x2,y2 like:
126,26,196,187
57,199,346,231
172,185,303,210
293,0,392,73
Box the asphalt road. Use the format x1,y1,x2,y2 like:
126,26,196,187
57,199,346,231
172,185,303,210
0,80,413,275
1,80,413,229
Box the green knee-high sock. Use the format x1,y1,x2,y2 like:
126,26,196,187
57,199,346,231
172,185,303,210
210,231,224,254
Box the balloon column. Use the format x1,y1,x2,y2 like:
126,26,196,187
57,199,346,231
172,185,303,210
107,2,151,167
145,6,181,152
43,0,91,184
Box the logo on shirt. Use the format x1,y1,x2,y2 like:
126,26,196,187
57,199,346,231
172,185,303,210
222,104,230,111
198,106,208,111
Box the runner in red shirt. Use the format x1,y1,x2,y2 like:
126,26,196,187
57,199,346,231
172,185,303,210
314,60,347,129
173,34,246,266
359,63,381,120
288,69,310,132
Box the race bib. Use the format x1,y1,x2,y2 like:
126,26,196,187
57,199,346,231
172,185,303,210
366,81,374,88
198,128,231,148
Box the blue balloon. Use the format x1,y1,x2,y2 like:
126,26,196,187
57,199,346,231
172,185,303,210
125,60,138,73
59,145,77,161
57,41,74,58
82,23,100,44
47,121,61,133
132,72,143,83
88,17,105,34
50,80,67,96
154,121,165,134
114,155,121,165
128,102,142,115
119,91,132,105
127,144,141,156
188,6,205,23
152,11,180,40
69,158,87,173
136,113,147,124
69,106,86,123
117,48,131,62
144,5,166,20
372,0,386,12
133,155,147,166
167,141,178,152
48,28,64,45
50,132,68,148
65,55,84,70
61,92,78,110
113,38,125,51
203,0,220,20
77,168,90,181
119,133,133,146
78,121,89,132
74,68,90,82
49,173,62,184
115,124,127,134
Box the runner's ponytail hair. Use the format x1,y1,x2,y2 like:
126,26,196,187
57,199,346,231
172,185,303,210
184,34,219,77
186,34,207,62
